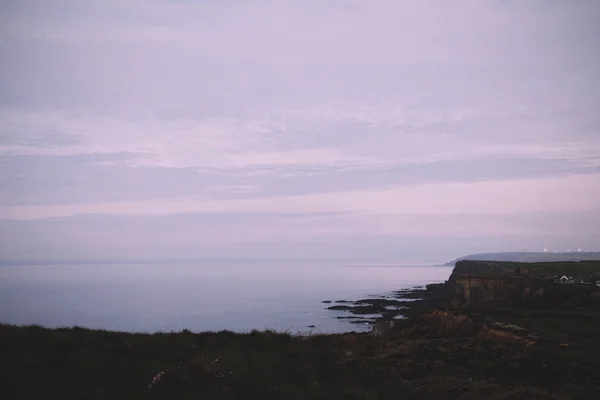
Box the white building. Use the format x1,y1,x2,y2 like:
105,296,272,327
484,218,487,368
560,275,574,284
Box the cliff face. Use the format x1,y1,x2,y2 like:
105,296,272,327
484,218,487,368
447,260,516,305
448,260,600,309
453,276,511,306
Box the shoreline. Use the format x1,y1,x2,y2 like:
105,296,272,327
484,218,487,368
0,263,452,335
0,282,448,336
3,260,600,398
323,281,451,330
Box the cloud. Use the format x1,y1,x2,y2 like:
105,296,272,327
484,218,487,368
1,103,599,209
2,209,599,264
0,0,599,261
2,173,599,220
2,0,599,111
2,105,599,167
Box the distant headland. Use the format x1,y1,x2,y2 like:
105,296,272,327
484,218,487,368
444,251,600,266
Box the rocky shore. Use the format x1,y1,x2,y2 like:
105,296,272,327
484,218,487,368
323,282,451,328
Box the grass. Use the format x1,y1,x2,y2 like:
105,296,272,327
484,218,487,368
2,318,600,399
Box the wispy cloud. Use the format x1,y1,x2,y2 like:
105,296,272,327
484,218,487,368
1,0,599,261
2,173,599,220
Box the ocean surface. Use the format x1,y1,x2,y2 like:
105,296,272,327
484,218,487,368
0,262,451,334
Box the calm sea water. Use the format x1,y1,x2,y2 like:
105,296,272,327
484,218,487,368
0,262,451,334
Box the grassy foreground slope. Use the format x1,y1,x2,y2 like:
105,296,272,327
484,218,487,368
2,317,600,399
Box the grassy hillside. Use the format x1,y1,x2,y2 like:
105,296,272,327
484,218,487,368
2,320,600,399
520,260,600,279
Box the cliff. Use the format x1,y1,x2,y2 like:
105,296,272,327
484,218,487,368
447,260,600,310
448,259,515,281
451,275,511,306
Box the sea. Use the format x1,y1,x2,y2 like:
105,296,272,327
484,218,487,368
0,262,451,334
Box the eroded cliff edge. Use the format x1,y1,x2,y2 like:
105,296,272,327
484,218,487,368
447,259,600,310
407,259,600,347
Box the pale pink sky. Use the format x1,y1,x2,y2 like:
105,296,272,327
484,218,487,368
0,0,599,263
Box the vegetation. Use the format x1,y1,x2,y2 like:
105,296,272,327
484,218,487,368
451,259,600,280
517,260,600,279
2,317,600,399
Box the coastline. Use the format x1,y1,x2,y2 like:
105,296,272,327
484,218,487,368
323,282,450,329
0,263,451,335
2,261,600,398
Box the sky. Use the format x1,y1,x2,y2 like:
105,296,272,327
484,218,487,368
0,0,599,264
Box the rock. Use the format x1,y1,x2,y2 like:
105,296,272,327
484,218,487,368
453,276,510,305
354,299,406,307
327,305,354,311
393,290,424,299
422,311,536,344
370,320,395,336
350,319,376,324
421,310,481,336
327,304,389,314
321,301,332,304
